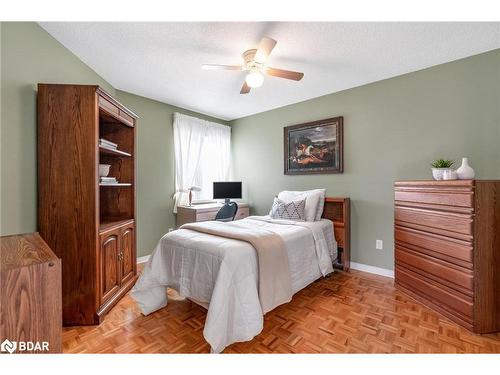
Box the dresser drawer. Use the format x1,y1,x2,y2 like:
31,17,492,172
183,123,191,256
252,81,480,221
395,227,473,266
395,189,473,208
396,266,473,322
395,206,473,240
395,246,473,293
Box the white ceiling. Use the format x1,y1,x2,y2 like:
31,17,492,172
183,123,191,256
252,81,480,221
39,22,500,121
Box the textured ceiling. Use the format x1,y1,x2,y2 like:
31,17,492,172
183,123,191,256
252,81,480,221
39,22,500,120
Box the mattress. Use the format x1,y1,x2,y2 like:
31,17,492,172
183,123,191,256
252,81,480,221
131,215,337,353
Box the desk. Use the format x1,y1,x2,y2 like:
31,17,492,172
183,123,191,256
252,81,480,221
176,202,250,227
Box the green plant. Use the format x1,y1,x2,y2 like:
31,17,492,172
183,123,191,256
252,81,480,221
431,158,455,168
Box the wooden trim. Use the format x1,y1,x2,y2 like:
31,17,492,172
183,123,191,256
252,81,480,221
322,197,350,271
96,86,139,119
473,180,500,333
94,90,101,321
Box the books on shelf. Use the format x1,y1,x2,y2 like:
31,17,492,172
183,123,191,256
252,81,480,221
99,138,118,149
99,176,118,184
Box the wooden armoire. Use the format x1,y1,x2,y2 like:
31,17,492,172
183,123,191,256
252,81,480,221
394,180,500,333
38,84,138,326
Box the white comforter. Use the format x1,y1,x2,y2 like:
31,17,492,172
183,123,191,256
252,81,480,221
130,216,337,353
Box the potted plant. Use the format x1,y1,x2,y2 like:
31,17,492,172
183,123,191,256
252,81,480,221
430,159,455,180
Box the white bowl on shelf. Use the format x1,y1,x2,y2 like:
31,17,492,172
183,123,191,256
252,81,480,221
99,164,111,177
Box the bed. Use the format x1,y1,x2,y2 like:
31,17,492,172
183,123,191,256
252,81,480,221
131,196,350,353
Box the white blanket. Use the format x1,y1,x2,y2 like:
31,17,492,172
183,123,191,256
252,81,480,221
130,216,337,353
181,220,293,314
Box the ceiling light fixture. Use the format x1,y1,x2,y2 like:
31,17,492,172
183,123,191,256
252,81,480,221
202,37,304,94
245,69,264,88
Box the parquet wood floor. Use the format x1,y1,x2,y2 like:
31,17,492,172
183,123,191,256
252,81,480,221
62,269,500,353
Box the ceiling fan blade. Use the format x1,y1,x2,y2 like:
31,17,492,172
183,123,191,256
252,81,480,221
240,81,251,94
265,67,304,81
202,64,243,70
254,37,277,64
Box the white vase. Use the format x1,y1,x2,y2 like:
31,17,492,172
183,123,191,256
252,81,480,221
456,157,475,180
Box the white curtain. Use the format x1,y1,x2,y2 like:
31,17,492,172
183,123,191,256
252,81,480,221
173,113,231,212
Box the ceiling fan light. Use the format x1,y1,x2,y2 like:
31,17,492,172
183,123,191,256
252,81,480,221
245,70,264,88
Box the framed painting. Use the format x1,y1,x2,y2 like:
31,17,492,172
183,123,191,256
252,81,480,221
284,116,343,175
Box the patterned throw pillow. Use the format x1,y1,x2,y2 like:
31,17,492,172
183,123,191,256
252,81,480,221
270,197,306,221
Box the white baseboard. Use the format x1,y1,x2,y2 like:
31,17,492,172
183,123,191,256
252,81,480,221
350,262,394,278
136,255,150,264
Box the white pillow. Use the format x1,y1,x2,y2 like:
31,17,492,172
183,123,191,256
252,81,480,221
314,189,327,220
270,197,306,221
277,189,326,222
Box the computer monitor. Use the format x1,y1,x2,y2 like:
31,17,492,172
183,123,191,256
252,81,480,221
213,181,242,203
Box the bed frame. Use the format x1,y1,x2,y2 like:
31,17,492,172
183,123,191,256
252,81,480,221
321,197,351,271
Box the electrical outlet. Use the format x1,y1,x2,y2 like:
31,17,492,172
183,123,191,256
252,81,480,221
376,240,383,250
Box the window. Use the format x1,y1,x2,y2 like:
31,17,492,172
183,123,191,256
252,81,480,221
173,113,231,212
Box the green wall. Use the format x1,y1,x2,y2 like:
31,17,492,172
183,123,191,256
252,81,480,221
115,90,228,257
2,22,499,267
0,22,226,258
1,22,115,235
231,49,500,270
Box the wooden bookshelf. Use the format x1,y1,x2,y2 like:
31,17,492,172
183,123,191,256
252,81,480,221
38,84,138,326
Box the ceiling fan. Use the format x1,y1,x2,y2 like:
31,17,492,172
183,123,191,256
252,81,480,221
202,37,304,94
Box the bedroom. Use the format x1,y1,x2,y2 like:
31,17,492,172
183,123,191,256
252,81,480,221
1,0,500,372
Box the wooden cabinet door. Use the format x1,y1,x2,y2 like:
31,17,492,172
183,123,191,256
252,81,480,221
99,230,121,304
120,224,135,285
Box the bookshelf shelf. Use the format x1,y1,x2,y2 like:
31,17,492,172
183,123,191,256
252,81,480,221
99,218,134,234
99,145,132,157
99,183,132,187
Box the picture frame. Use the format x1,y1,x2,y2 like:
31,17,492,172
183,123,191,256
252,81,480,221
284,116,343,175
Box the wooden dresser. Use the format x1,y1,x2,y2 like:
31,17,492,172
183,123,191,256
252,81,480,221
176,202,250,227
38,84,138,326
0,233,61,353
394,180,500,333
